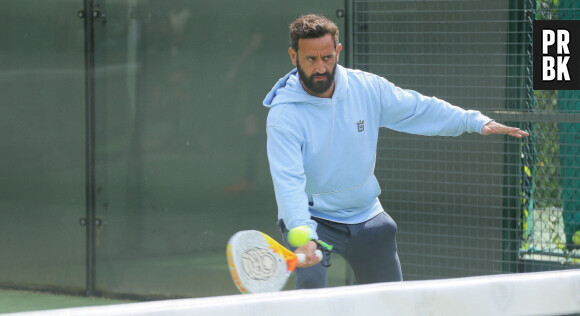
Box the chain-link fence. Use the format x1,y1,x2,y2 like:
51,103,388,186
520,0,580,269
351,0,579,280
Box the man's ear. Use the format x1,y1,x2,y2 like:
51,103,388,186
288,47,297,66
336,43,342,62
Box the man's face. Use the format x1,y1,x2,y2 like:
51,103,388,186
289,34,342,98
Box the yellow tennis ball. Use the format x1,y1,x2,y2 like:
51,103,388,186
288,225,311,247
573,231,580,245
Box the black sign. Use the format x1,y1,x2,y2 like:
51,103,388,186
533,20,580,90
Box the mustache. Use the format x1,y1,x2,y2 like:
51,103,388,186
310,72,331,79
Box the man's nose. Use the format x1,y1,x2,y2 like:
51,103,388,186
314,59,326,73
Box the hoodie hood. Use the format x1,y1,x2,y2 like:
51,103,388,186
263,64,348,108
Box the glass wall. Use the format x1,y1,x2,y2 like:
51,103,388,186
0,1,86,291
0,0,346,298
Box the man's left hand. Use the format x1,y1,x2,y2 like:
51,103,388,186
481,121,529,138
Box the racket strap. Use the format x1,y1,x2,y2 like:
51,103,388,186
313,239,333,268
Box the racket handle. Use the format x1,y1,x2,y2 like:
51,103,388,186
296,249,323,263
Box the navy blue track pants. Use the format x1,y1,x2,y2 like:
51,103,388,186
278,212,403,289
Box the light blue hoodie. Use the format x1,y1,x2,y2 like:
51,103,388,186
263,65,491,239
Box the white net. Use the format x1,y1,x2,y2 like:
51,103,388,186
8,270,580,316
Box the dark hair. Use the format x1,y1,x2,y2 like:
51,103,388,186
289,14,339,52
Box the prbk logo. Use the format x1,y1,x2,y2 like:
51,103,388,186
533,20,580,90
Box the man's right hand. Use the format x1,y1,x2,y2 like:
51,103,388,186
295,240,321,268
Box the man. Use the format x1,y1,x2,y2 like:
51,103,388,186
263,14,529,289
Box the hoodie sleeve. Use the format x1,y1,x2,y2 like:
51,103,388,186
266,123,319,240
376,77,492,136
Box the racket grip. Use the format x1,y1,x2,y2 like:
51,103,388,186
296,249,323,263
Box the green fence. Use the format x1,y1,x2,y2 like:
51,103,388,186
351,0,580,279
520,0,580,268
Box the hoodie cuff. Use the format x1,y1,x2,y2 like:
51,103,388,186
469,111,493,134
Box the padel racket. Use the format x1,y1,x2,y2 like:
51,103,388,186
227,230,322,294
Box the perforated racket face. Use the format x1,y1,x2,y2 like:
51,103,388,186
227,230,290,293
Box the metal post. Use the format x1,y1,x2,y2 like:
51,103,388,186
345,0,354,68
83,0,97,297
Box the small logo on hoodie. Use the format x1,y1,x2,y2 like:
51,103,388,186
357,120,365,132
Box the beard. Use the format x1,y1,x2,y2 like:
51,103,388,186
296,60,337,96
